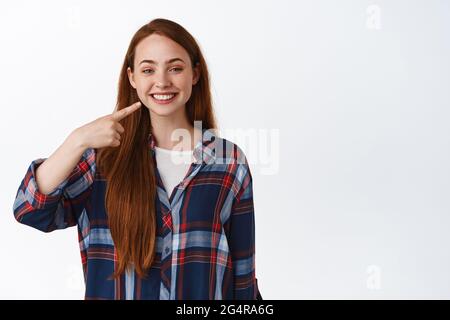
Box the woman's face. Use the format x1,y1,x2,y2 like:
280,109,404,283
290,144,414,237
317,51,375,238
127,34,200,118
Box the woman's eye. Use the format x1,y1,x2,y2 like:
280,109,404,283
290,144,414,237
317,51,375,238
143,68,183,74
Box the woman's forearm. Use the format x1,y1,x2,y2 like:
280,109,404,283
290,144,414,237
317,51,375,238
35,129,87,195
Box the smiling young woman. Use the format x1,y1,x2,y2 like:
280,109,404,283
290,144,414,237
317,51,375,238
13,18,262,300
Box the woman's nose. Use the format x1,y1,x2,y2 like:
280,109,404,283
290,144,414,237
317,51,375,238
155,72,171,87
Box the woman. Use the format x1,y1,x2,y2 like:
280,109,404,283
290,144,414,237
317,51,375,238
12,18,261,300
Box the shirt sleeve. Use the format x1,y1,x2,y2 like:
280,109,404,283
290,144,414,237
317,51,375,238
12,147,96,233
229,162,261,300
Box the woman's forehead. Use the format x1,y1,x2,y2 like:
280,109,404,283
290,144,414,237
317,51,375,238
135,34,189,63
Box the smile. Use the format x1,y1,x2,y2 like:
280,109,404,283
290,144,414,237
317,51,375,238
150,93,178,104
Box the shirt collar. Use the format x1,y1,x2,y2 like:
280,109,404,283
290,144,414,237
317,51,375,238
147,128,218,164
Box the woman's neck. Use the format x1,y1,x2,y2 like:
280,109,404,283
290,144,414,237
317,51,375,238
149,109,201,151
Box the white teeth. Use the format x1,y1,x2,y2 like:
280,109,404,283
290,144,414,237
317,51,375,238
152,94,175,100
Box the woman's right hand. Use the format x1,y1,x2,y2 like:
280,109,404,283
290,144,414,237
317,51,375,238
74,101,142,149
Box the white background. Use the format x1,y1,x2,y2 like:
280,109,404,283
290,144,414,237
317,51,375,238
1,0,449,299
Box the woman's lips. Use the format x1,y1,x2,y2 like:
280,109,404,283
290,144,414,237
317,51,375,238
150,93,178,105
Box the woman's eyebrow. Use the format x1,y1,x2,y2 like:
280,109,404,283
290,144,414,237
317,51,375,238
139,58,185,65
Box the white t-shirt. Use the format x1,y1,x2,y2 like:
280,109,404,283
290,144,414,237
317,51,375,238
154,146,194,198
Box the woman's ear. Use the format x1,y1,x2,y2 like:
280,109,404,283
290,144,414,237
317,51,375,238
127,67,137,89
192,63,200,85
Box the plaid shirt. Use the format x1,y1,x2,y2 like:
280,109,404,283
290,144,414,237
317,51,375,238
13,129,262,300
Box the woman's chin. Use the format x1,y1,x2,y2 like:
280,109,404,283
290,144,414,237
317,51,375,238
148,105,182,118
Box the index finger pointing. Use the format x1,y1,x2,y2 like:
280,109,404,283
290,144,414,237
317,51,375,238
112,101,142,121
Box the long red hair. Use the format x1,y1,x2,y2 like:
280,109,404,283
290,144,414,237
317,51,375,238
96,18,218,279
